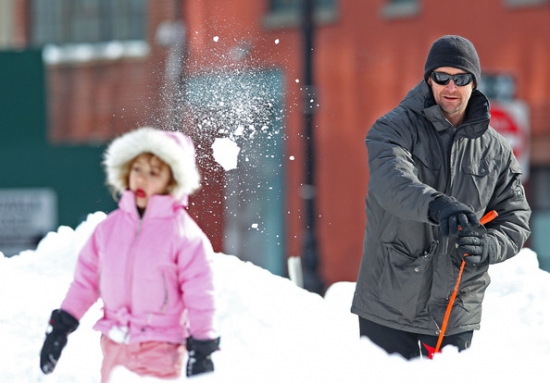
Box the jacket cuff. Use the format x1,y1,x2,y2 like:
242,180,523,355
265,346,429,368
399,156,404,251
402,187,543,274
486,235,501,264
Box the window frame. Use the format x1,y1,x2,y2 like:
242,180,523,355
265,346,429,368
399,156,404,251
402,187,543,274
30,0,147,47
30,0,148,65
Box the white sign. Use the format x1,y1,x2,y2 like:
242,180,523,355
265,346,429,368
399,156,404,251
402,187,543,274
490,101,530,181
0,188,57,257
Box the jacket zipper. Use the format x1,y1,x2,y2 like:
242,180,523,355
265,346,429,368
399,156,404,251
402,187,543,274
443,130,458,194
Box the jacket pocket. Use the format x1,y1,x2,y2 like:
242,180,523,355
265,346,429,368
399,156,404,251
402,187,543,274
156,265,180,313
135,271,166,314
412,145,441,189
377,242,437,321
508,159,525,201
461,159,497,210
160,273,169,313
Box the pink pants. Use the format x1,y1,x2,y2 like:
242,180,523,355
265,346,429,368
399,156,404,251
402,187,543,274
100,336,185,383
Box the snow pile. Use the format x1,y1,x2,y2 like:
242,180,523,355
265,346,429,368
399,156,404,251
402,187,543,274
1,213,550,382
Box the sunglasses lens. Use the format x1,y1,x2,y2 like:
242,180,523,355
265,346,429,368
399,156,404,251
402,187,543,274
431,72,451,85
453,74,473,86
431,72,473,86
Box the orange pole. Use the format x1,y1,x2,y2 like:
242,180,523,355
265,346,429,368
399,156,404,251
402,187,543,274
431,210,499,358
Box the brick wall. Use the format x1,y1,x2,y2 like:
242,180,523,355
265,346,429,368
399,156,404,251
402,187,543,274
176,0,550,285
47,0,176,143
36,0,550,285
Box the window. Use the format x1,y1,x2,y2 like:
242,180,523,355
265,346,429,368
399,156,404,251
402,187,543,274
382,0,420,19
529,167,550,272
269,0,335,13
505,0,547,8
479,73,516,102
31,0,146,46
530,167,550,211
264,0,337,28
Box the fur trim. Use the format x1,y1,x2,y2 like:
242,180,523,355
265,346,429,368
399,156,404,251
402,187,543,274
103,127,201,198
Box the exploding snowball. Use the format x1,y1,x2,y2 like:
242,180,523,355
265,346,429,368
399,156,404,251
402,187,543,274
234,125,244,136
213,36,219,42
212,137,241,171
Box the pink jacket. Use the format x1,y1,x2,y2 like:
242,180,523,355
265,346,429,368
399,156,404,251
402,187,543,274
61,190,216,344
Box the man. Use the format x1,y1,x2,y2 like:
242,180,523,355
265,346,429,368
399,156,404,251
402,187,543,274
351,35,531,359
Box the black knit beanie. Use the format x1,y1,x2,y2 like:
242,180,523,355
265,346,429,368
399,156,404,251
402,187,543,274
424,35,481,87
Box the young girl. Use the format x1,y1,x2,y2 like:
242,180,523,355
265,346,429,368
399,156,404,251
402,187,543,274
39,127,220,382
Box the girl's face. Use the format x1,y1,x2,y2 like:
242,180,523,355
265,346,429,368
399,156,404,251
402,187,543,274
128,153,173,209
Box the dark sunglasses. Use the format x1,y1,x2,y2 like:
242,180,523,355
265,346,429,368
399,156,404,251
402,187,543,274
430,72,474,87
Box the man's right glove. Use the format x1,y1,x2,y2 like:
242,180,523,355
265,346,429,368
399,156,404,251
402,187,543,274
456,224,496,266
428,195,479,236
39,309,79,374
186,336,220,377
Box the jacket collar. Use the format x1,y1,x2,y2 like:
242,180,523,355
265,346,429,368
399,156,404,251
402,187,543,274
118,190,186,219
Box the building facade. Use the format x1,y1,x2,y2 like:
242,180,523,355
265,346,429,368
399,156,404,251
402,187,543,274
2,0,550,287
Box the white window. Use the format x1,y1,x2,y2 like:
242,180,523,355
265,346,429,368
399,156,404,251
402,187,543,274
31,0,146,46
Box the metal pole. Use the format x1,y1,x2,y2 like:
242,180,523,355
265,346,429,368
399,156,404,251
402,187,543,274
300,0,324,294
169,0,186,131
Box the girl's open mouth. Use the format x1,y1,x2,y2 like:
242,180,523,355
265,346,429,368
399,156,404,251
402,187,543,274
135,189,146,198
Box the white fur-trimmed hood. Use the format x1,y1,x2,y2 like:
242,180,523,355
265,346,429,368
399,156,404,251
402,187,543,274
103,127,201,198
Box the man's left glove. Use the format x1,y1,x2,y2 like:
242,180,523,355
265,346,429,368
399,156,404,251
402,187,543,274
40,309,79,374
455,225,495,266
186,336,220,377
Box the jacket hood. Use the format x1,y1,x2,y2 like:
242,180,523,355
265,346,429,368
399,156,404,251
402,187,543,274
400,80,491,138
103,127,201,199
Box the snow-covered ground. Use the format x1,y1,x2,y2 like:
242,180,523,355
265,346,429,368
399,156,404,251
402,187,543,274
1,212,549,382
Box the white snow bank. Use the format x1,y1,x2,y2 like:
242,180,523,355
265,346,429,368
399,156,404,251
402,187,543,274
1,213,549,382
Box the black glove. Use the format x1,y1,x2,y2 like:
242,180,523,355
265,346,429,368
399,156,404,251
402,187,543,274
455,224,492,266
428,195,479,236
40,309,79,374
186,336,220,377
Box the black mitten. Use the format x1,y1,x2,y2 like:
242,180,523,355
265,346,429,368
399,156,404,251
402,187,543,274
428,195,479,236
456,225,494,266
40,309,79,374
186,337,220,377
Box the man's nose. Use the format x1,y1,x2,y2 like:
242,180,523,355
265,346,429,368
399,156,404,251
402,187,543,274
446,80,458,90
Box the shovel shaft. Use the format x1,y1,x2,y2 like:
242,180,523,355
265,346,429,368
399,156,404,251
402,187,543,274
431,210,498,358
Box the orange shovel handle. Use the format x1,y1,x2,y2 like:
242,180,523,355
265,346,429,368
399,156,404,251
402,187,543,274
431,210,498,358
479,210,499,226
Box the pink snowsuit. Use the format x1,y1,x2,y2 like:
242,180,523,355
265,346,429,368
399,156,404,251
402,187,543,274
61,190,217,378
